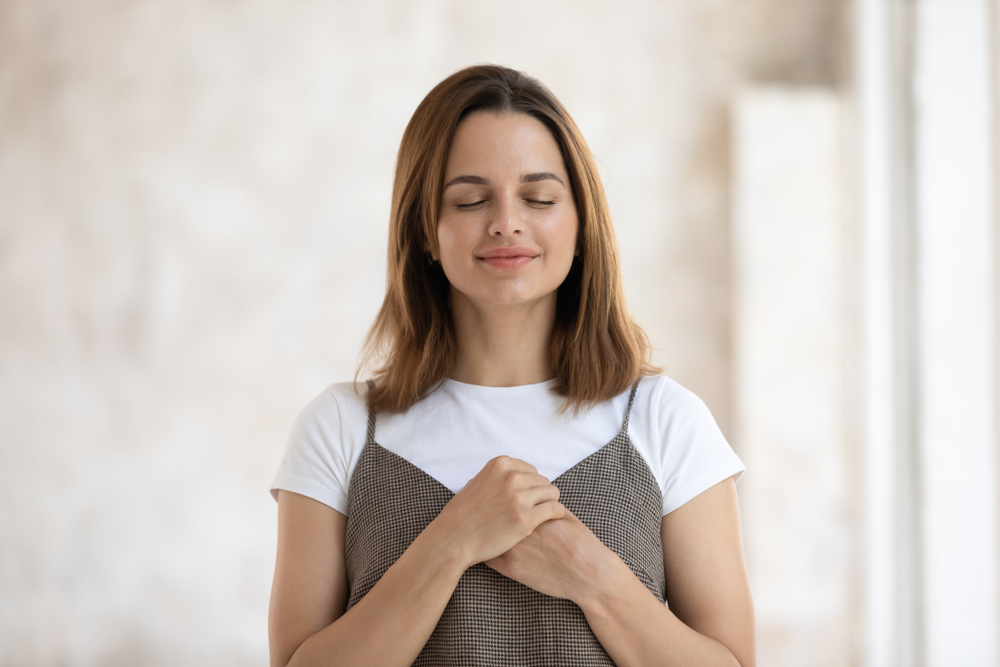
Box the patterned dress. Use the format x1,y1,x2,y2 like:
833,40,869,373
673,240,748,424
344,380,666,666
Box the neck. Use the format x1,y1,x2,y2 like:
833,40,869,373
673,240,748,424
448,289,556,387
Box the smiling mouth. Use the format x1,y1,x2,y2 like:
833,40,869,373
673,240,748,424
476,246,539,268
478,255,535,268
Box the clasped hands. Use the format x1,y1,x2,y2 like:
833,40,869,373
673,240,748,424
434,455,619,605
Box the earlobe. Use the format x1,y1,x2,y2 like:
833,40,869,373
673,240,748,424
421,238,439,263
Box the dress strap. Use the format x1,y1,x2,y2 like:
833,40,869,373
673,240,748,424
621,378,642,436
365,380,377,445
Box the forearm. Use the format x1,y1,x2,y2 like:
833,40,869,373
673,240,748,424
287,521,467,667
578,560,742,667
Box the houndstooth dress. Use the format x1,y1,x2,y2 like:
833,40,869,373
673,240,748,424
344,380,666,666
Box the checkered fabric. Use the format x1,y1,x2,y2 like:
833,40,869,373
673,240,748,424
344,379,665,665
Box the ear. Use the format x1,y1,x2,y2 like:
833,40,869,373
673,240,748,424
420,223,440,261
422,238,439,262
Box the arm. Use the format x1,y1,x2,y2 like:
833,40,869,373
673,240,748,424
586,477,755,666
268,457,565,667
486,477,755,666
269,490,466,667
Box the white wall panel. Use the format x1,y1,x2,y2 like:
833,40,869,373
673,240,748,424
855,1,898,664
733,88,851,667
914,1,998,665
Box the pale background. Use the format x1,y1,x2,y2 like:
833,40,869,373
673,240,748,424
1,1,998,666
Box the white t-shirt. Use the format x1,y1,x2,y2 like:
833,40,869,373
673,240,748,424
271,375,744,517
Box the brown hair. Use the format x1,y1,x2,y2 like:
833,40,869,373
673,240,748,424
360,64,657,412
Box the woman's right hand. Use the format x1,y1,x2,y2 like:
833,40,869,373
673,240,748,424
271,458,562,667
431,455,565,567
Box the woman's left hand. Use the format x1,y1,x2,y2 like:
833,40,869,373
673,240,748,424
483,505,620,605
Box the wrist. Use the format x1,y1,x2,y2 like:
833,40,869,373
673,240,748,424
419,514,475,575
573,553,637,615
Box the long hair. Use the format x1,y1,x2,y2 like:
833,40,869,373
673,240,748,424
360,64,657,412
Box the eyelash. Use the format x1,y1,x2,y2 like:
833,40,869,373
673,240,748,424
455,199,556,209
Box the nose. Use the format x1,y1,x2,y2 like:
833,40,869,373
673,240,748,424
487,193,523,237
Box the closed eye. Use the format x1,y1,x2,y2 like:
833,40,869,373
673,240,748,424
454,198,555,209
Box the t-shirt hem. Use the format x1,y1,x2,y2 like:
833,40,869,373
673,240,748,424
270,473,348,516
661,459,746,516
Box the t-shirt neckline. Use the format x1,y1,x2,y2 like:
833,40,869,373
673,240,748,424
442,377,557,396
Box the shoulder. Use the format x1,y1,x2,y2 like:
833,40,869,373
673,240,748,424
292,381,370,436
633,374,718,432
629,375,744,516
270,382,372,515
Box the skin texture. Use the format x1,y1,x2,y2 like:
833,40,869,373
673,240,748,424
268,112,756,667
434,112,578,387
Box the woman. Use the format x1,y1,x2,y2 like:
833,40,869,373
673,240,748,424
269,65,754,667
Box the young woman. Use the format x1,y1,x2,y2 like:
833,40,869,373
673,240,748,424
268,65,755,667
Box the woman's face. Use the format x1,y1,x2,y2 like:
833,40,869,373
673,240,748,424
434,112,579,311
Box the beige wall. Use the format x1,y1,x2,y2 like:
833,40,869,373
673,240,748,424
0,1,844,664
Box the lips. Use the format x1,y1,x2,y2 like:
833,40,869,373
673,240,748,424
477,246,539,259
476,245,539,268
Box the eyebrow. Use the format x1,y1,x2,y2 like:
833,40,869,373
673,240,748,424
443,172,565,190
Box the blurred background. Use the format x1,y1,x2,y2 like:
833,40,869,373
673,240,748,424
1,0,997,665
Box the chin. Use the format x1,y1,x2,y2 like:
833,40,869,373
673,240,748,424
450,279,560,310
479,288,557,309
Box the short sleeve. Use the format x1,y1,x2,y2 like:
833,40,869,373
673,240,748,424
270,383,368,515
631,376,746,516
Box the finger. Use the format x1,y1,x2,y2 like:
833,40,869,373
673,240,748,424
526,499,566,528
504,497,562,538
504,471,556,491
560,506,580,522
485,455,538,475
517,483,560,508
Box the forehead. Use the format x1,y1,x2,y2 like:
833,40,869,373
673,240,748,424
443,112,567,178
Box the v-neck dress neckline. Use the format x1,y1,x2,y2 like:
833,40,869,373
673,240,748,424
344,379,665,666
365,420,634,497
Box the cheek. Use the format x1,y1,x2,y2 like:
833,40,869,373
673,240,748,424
435,218,472,272
550,213,579,260
435,221,455,258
